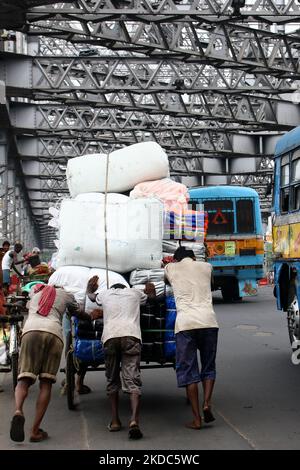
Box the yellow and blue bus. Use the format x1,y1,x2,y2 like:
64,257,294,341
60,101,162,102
189,186,264,302
273,126,300,347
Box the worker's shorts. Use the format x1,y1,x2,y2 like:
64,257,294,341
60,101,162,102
2,269,10,285
104,337,142,395
18,331,63,383
175,328,218,387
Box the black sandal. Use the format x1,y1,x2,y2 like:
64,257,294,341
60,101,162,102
128,424,143,440
203,408,215,423
10,414,25,442
77,385,92,395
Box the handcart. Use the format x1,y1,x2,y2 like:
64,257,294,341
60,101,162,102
64,297,177,410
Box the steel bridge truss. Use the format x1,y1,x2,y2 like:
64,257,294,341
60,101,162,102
0,0,300,246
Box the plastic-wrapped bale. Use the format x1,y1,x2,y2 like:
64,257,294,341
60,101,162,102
66,142,169,197
162,240,206,261
130,178,189,211
75,193,128,203
154,317,165,342
85,268,129,313
73,318,105,363
48,265,89,290
164,296,176,361
163,209,206,242
57,195,163,272
130,268,165,285
49,265,129,310
130,268,166,297
132,282,165,298
153,342,165,364
75,318,103,340
164,341,176,361
141,343,153,363
74,338,105,364
165,296,176,342
48,266,90,306
76,319,104,332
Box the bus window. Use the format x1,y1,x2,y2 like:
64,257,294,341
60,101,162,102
281,188,290,212
290,149,300,211
281,155,289,185
291,185,300,211
292,150,300,182
204,200,234,235
280,154,290,213
236,199,254,233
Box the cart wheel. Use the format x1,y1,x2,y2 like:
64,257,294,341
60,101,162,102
11,352,18,390
66,349,76,410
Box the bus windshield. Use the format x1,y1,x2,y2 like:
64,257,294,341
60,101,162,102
204,200,234,235
204,198,254,235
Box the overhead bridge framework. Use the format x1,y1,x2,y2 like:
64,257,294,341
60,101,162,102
0,0,299,247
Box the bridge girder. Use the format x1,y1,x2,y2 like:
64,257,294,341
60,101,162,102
0,0,299,246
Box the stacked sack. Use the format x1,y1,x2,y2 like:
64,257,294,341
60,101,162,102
129,175,206,262
48,141,206,365
48,266,130,364
128,162,207,364
129,268,174,363
48,142,169,364
54,142,168,272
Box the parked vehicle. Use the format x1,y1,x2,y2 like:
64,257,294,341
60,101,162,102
189,186,264,301
272,126,300,348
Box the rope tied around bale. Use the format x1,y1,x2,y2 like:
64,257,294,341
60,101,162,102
104,153,110,289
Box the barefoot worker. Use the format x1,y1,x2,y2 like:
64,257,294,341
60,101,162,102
10,284,95,443
165,246,219,430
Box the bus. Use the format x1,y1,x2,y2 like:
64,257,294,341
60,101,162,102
189,186,264,302
273,125,300,348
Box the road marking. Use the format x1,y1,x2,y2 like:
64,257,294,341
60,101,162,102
254,332,274,337
215,408,257,450
78,395,91,450
235,325,259,331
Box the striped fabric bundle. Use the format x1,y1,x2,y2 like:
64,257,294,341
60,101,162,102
163,209,206,242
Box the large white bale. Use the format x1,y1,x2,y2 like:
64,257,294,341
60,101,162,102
57,197,163,272
85,268,129,313
48,266,90,305
48,266,129,311
75,193,128,203
66,142,169,197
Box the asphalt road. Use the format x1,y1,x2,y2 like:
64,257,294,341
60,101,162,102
1,285,300,450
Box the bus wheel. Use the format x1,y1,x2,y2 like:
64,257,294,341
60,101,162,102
287,284,300,347
221,286,233,302
221,280,241,302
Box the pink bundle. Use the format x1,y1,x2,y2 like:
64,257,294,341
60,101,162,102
130,178,189,212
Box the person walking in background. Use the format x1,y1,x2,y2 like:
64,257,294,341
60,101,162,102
0,240,10,302
87,277,156,440
165,246,219,430
9,284,95,443
1,242,25,296
0,241,10,284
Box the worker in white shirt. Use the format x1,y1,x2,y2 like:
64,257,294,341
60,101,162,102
165,246,219,430
87,277,155,440
2,243,25,296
